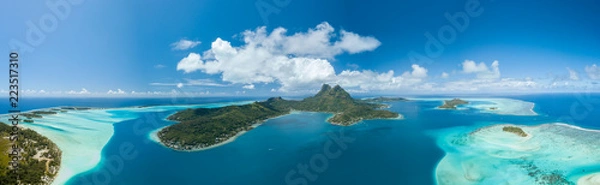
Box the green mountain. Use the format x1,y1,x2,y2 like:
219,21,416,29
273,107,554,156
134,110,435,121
157,84,401,151
294,84,362,112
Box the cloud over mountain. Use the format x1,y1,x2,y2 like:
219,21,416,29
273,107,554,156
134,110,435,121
176,22,426,91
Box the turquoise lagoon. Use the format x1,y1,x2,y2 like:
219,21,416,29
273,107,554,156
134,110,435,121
2,95,600,185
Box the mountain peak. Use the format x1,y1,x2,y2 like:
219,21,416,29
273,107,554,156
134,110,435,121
316,84,332,96
332,85,343,91
313,84,352,100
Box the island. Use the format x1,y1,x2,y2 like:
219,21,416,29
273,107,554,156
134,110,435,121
436,123,600,184
60,107,92,111
19,110,58,119
361,96,408,102
156,84,401,151
0,122,61,185
438,98,468,109
502,126,528,137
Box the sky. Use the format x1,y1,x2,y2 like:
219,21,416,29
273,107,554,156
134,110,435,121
1,0,600,97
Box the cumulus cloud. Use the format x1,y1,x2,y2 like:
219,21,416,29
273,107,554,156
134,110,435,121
333,30,381,54
242,84,255,89
441,72,449,78
335,64,428,91
171,39,201,50
67,88,90,95
567,67,580,80
107,89,126,94
441,78,537,92
176,53,204,73
151,79,228,87
176,22,389,91
585,64,600,80
403,64,428,79
462,60,500,79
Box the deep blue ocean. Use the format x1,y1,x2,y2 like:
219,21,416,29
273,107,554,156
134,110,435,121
6,94,600,185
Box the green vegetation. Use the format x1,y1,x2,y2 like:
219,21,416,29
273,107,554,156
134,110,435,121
158,84,401,151
23,119,34,123
19,110,58,119
360,96,408,102
60,107,91,111
0,123,61,185
438,98,468,109
159,101,289,150
502,126,528,137
20,113,43,119
30,111,57,115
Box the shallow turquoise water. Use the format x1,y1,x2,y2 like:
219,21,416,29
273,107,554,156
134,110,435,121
7,94,600,184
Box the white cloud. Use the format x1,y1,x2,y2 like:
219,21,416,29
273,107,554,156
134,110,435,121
171,39,201,50
335,64,428,91
174,22,403,92
462,60,500,79
242,84,255,89
20,89,50,95
441,72,449,78
67,88,90,95
585,64,600,80
107,89,126,95
402,64,428,79
154,64,166,69
567,67,579,80
462,60,488,73
249,22,381,59
150,79,227,87
177,83,184,88
441,78,537,92
176,53,204,73
333,30,381,54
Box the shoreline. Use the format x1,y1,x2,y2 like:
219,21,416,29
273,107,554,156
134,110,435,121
0,100,256,185
0,100,258,117
577,172,600,185
413,97,537,116
150,110,404,152
434,122,600,185
150,121,265,152
0,109,124,185
148,111,310,152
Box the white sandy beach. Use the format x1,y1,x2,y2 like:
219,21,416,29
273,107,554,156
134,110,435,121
1,109,138,185
0,101,255,185
411,97,537,116
148,124,260,152
578,172,600,185
435,123,600,185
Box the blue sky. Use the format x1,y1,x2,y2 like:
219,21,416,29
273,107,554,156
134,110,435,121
1,0,600,97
